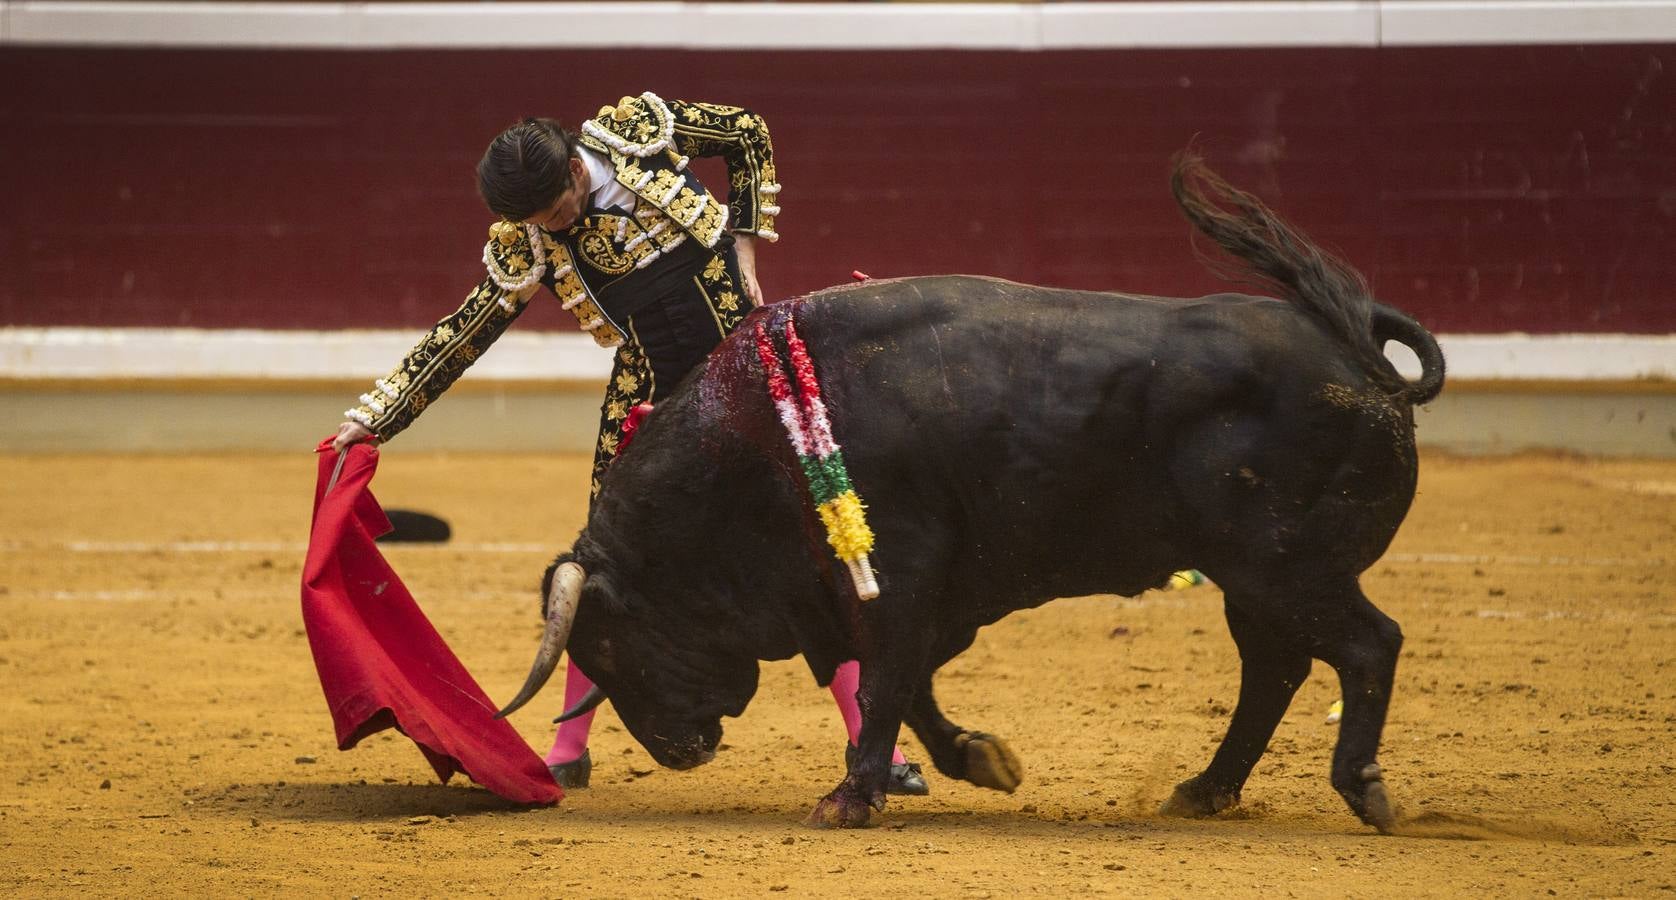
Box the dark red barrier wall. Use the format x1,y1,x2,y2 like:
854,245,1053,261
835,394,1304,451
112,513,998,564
2,45,1672,333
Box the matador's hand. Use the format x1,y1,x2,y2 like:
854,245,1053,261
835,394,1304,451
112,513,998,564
333,421,376,453
734,234,765,307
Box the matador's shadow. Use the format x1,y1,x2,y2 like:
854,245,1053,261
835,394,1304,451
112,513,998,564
203,779,542,824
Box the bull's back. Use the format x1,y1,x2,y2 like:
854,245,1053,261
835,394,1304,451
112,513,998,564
784,275,1361,461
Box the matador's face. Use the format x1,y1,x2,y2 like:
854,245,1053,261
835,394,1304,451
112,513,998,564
522,155,590,232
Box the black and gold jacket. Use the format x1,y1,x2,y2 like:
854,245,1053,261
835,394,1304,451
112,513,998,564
345,92,779,441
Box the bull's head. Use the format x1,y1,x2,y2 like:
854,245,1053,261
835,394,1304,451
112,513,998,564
496,555,759,770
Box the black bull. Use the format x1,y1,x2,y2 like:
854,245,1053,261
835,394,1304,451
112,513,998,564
498,158,1447,832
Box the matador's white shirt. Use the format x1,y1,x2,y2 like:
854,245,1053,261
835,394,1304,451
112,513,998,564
578,145,638,214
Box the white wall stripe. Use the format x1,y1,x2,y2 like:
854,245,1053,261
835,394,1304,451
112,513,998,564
1381,0,1676,46
361,2,689,48
5,0,1676,49
2,327,1672,381
699,3,1041,50
1391,333,1676,382
1043,2,1381,49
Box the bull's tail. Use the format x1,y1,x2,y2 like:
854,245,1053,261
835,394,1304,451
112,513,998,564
1170,153,1445,406
1370,303,1446,404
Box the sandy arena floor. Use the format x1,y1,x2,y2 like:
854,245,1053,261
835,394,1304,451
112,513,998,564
1,450,1673,896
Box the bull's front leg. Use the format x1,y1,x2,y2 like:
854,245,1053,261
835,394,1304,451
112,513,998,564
806,607,932,828
905,671,1023,793
806,665,913,828
804,680,911,821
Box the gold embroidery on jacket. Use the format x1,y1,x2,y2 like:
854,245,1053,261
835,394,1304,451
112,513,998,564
582,96,776,245
591,335,654,497
667,187,706,227
354,94,777,449
585,94,675,158
346,271,522,439
667,99,777,240
577,221,635,276
691,197,728,247
545,237,625,348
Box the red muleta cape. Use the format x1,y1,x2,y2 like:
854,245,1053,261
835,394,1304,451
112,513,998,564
300,438,560,806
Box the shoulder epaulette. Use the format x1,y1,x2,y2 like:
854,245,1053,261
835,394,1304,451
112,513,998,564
483,221,546,301
581,92,676,159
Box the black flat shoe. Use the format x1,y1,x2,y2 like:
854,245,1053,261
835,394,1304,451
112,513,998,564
846,744,930,796
548,748,591,789
889,762,929,796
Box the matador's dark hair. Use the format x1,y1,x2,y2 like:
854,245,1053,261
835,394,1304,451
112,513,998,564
477,117,577,221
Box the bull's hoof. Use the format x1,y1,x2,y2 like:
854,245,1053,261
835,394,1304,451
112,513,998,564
955,732,1023,793
1159,776,1239,818
805,790,880,829
1358,764,1398,834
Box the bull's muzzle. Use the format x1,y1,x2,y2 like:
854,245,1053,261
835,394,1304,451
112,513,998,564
494,561,586,719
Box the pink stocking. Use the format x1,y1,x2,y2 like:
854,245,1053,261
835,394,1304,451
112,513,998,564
830,659,907,765
544,657,597,766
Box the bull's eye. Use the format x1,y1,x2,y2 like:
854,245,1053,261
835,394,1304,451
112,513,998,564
593,638,617,674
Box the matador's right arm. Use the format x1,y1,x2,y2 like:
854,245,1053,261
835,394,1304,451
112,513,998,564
343,222,544,442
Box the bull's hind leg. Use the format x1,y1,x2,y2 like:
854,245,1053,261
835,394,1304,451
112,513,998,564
1170,576,1402,832
1163,597,1312,818
1310,580,1403,832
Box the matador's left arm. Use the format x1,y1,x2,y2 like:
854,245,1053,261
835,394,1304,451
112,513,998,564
664,98,781,243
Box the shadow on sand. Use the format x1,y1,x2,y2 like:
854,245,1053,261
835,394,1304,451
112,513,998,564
196,779,551,823
1389,809,1638,845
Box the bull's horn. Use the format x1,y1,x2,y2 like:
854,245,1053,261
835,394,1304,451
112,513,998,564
553,684,607,723
493,561,585,719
